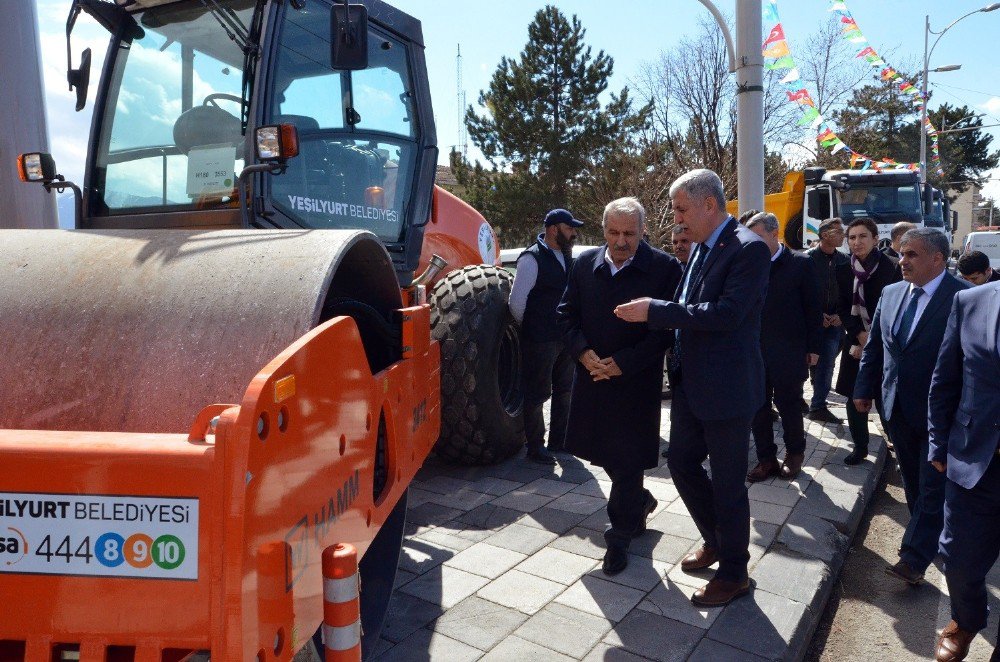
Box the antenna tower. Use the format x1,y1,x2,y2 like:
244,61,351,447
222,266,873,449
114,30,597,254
456,44,468,159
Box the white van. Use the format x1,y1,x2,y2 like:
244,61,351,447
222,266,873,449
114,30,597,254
963,231,1000,269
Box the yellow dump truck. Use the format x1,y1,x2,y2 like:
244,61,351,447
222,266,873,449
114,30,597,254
728,167,927,250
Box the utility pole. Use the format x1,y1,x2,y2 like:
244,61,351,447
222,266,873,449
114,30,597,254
735,0,765,216
0,0,57,228
696,0,764,215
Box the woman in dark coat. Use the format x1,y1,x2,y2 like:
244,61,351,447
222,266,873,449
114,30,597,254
834,217,901,464
557,198,681,575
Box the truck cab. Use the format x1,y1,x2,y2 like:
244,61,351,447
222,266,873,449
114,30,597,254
63,0,490,283
803,169,923,248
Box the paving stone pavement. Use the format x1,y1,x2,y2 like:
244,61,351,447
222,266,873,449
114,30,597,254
374,393,886,661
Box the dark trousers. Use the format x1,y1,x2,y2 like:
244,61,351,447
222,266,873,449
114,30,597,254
666,381,752,582
603,466,647,552
809,325,843,410
522,339,574,451
845,398,890,455
941,455,1000,633
885,409,945,573
751,377,806,463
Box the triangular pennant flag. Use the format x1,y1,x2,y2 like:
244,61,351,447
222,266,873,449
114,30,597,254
780,68,801,84
831,139,849,154
763,41,790,58
856,46,876,59
763,23,786,47
798,107,821,126
765,56,795,70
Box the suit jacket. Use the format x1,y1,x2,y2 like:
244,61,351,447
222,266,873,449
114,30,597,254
854,273,969,431
833,251,901,398
928,282,1000,489
558,242,682,470
760,247,823,386
647,218,771,421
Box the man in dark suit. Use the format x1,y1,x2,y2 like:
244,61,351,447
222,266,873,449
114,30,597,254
927,280,1000,662
744,212,822,483
559,197,682,576
509,208,584,465
957,250,1000,286
882,221,916,260
615,169,770,607
854,228,969,586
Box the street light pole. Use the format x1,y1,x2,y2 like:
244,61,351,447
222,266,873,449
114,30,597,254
694,0,763,216
919,3,1000,184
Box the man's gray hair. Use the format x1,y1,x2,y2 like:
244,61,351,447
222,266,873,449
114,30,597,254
745,212,779,233
901,228,950,259
603,197,646,228
669,168,726,210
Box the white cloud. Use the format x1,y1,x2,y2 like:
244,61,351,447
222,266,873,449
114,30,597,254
980,97,1000,116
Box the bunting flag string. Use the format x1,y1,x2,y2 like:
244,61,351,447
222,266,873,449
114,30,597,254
827,0,944,175
762,0,931,174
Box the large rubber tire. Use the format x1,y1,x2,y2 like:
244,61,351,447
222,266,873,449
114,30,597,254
785,213,804,250
430,265,525,465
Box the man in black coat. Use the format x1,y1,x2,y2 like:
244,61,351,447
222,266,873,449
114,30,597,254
558,197,682,577
744,212,822,483
855,228,969,586
615,169,770,607
806,217,849,424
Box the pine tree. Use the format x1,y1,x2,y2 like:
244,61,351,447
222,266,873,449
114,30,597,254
460,5,649,237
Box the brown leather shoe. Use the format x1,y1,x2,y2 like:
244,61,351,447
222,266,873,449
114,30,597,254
780,453,805,480
680,545,719,572
691,577,753,607
935,620,976,661
747,458,780,483
884,559,925,586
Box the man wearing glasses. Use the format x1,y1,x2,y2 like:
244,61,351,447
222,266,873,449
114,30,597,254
806,218,849,424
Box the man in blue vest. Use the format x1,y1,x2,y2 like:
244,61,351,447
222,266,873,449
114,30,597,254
509,208,583,464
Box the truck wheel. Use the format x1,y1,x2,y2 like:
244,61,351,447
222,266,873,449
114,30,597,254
430,265,525,465
785,214,804,250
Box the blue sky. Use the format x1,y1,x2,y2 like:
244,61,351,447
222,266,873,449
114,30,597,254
36,0,1000,200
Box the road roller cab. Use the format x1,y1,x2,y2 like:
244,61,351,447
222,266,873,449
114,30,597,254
3,0,526,659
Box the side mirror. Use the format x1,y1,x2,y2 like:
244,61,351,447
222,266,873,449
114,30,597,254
17,153,58,183
17,152,83,226
922,183,934,216
330,3,369,70
68,48,91,112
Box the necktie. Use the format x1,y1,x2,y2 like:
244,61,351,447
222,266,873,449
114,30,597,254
669,244,708,373
894,287,924,345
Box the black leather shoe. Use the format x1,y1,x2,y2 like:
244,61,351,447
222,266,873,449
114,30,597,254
808,407,843,424
632,491,658,538
526,447,557,465
602,546,628,575
844,447,868,465
885,560,925,586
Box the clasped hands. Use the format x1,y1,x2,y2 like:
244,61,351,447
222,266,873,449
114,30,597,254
579,349,622,381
